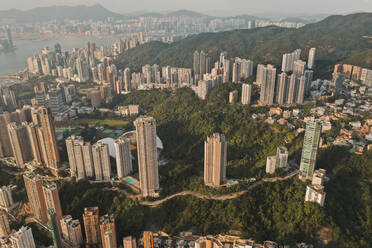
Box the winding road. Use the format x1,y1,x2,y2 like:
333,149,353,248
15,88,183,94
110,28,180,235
106,170,299,207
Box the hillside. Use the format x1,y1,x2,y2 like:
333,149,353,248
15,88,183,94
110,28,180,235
0,4,122,22
342,49,372,68
116,13,372,79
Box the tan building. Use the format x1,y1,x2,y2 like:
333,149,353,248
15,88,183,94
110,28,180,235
7,122,33,168
100,214,117,248
204,133,227,187
229,90,238,104
9,226,36,248
60,215,83,248
42,183,62,231
0,185,15,209
92,142,111,181
123,236,137,248
241,84,252,105
25,123,44,164
0,210,10,237
83,207,101,246
143,232,154,248
115,137,133,178
0,114,13,157
134,116,159,197
39,107,60,169
90,90,102,108
23,173,48,223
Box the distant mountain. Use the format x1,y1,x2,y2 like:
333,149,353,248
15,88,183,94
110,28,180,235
115,13,372,79
0,4,122,22
167,10,209,18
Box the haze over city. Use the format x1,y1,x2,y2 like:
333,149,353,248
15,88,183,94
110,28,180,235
1,0,372,16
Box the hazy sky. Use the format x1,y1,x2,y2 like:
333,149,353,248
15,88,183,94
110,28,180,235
1,0,372,16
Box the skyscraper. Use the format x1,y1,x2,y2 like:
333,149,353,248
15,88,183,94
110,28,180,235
307,48,316,69
43,183,63,231
47,209,63,248
293,60,306,76
204,133,227,187
60,215,83,248
39,107,60,169
0,185,15,209
92,141,111,181
123,236,137,248
134,116,159,198
0,114,13,157
9,226,36,248
287,74,298,105
193,51,200,81
241,83,252,105
333,73,345,98
143,232,154,248
100,214,117,248
297,75,306,104
83,207,101,246
304,70,314,96
25,123,44,164
200,50,206,77
7,122,33,168
0,210,10,237
258,64,277,105
276,72,289,105
123,68,132,92
299,121,322,180
23,173,48,223
48,88,65,116
115,137,133,178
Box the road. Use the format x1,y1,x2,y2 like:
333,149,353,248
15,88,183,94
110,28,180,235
107,170,299,207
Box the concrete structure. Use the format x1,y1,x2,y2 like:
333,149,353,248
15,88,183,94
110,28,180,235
265,156,277,174
229,90,238,104
25,123,44,165
0,114,13,157
241,83,252,105
83,207,101,246
258,64,276,105
92,142,111,181
195,236,223,248
43,183,62,231
307,48,316,69
134,116,159,197
7,122,33,168
100,214,117,248
0,185,15,209
299,121,322,180
115,137,133,178
9,226,36,248
0,210,10,237
61,215,83,248
123,236,137,248
39,107,60,169
312,169,326,186
305,185,326,207
204,133,227,187
143,232,154,248
23,173,48,223
276,147,288,168
47,209,63,248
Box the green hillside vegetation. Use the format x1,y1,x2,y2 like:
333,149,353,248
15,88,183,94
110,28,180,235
116,13,372,79
56,86,372,247
342,49,372,69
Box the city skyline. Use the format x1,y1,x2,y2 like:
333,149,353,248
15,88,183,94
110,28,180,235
1,0,372,16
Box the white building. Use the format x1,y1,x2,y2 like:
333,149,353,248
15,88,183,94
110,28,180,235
10,226,36,248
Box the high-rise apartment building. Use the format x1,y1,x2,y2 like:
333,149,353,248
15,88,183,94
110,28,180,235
333,73,345,98
115,137,133,178
281,49,301,72
143,232,154,248
47,209,63,248
265,156,277,174
0,114,13,157
123,236,137,248
92,141,111,181
258,64,277,105
304,70,314,96
43,183,62,231
265,147,288,174
299,121,322,180
193,51,200,81
60,215,83,248
83,207,101,246
307,48,316,69
9,226,36,248
229,90,238,104
293,60,306,76
305,185,326,207
204,133,227,187
39,107,60,169
241,84,252,105
100,214,117,248
0,210,10,237
23,173,48,223
0,185,15,209
7,122,33,168
134,116,159,197
25,123,44,164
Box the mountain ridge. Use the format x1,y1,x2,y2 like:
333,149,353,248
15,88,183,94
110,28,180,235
115,12,372,79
